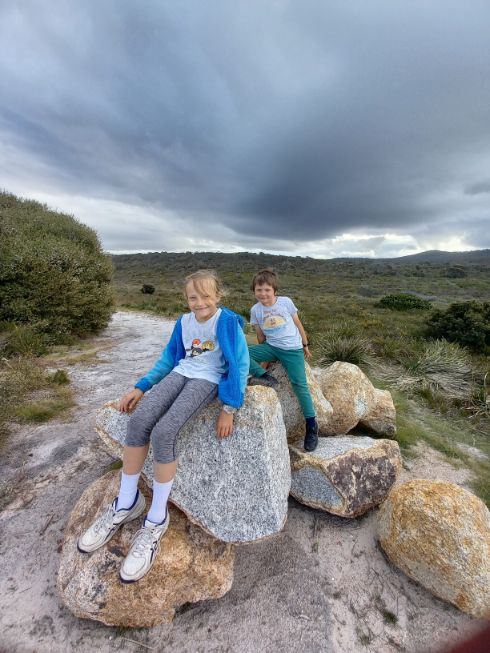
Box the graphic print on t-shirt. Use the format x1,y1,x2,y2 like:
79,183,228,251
262,311,287,331
188,338,215,357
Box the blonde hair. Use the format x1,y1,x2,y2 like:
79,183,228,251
183,269,224,298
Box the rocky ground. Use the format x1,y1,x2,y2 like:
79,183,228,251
0,312,486,653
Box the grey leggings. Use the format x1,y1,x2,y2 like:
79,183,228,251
126,372,218,463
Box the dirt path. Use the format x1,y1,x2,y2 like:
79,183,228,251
0,312,485,653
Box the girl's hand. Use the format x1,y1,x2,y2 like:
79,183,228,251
119,388,144,413
303,345,311,359
216,411,234,439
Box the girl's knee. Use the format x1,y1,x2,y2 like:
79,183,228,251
127,411,153,439
150,426,177,465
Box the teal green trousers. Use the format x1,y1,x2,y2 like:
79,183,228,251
248,343,316,418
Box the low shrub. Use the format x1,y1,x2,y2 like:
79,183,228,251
376,293,432,311
49,369,70,385
425,301,490,352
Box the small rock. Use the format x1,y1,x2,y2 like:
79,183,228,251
377,479,490,619
318,362,376,434
402,458,414,471
318,362,396,436
95,386,291,543
289,436,401,517
359,388,396,437
58,471,235,627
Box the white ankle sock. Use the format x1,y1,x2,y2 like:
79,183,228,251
117,471,141,510
147,479,174,524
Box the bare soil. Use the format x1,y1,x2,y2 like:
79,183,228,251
0,312,486,653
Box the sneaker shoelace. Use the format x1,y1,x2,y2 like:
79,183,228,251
130,526,157,558
93,503,117,534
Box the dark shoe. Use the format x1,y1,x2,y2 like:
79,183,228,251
304,419,319,452
248,372,279,389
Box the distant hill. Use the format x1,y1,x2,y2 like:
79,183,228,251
112,249,490,273
384,250,490,264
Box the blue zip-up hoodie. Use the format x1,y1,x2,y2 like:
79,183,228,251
135,307,249,408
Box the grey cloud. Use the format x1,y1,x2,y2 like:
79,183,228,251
465,181,490,196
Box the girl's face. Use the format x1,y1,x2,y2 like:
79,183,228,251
254,283,276,307
185,280,220,323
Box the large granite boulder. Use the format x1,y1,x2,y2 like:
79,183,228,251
289,436,401,517
318,362,396,436
266,362,333,440
359,388,396,437
58,471,235,627
377,480,490,619
95,386,291,543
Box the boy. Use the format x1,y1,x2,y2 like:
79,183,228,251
248,269,318,451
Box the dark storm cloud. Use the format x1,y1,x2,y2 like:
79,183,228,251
465,181,490,196
1,0,489,250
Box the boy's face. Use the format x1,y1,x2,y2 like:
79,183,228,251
186,281,220,323
254,283,276,307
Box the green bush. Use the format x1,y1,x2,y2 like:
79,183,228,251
376,293,432,311
0,192,114,344
445,265,466,278
425,301,490,351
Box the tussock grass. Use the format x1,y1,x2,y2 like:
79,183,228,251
377,340,475,401
316,333,373,368
15,388,74,423
0,358,74,443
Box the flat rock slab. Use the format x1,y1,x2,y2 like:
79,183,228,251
95,386,291,543
289,436,401,517
377,479,490,619
58,471,235,627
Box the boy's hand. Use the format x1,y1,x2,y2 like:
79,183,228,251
303,345,311,358
119,388,144,413
216,410,234,439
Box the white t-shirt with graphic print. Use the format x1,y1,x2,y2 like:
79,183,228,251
172,309,226,384
250,296,302,350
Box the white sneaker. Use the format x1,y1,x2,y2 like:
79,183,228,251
119,513,170,583
77,491,146,553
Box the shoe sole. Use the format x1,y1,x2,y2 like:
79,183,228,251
77,497,146,554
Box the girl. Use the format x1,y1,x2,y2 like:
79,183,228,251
78,270,249,582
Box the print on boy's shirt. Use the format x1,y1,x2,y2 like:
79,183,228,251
262,311,287,332
188,339,215,357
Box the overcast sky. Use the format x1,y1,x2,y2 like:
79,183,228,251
1,0,489,258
